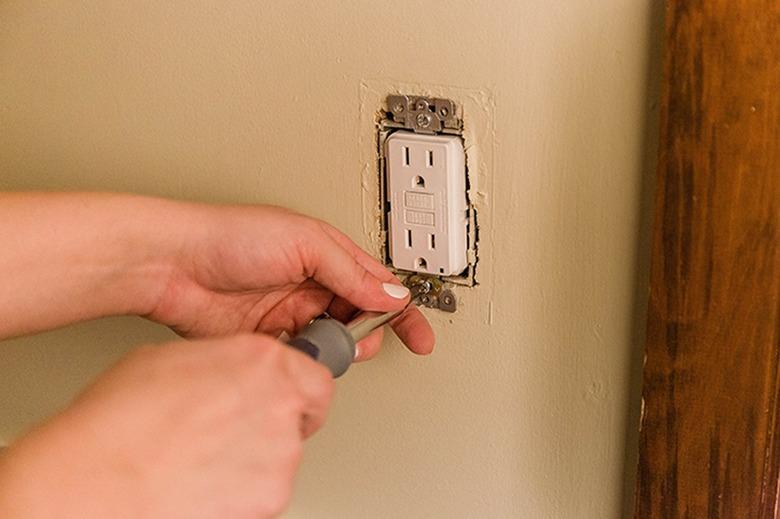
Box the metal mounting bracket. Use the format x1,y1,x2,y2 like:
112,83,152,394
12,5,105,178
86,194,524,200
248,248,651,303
404,274,458,313
385,95,462,135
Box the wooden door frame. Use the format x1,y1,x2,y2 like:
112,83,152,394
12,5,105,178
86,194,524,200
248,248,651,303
634,1,780,517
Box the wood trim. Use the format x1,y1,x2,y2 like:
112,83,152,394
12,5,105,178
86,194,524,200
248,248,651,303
635,1,780,517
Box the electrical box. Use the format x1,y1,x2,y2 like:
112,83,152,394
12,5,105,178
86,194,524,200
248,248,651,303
385,131,468,276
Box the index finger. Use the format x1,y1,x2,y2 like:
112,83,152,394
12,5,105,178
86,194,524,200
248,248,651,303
298,222,410,313
318,222,399,283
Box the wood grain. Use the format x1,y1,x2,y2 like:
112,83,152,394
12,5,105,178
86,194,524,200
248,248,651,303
635,1,780,517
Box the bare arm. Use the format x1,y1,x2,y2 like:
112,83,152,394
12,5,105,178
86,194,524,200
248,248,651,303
0,191,435,517
0,192,174,339
0,191,434,355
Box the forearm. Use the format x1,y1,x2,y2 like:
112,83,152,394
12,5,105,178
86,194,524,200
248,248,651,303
0,193,182,339
0,415,141,518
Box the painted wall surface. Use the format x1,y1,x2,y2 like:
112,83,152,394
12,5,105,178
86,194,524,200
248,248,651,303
0,2,660,517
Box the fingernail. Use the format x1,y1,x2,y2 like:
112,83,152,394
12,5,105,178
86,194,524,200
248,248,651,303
353,344,361,360
383,283,409,299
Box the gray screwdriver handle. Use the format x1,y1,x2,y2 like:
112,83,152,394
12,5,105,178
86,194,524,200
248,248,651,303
287,318,356,378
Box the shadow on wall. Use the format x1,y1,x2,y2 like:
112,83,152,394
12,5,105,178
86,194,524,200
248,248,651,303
620,0,665,516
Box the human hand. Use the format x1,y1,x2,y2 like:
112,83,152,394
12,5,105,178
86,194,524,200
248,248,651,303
0,334,333,518
0,194,434,358
148,204,435,361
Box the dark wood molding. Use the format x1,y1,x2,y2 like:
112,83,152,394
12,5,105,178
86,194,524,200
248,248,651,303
634,1,780,517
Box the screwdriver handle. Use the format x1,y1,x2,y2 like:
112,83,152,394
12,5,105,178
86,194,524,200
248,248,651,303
287,318,356,378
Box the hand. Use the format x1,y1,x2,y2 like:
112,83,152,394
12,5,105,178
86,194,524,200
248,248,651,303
149,204,435,361
0,193,434,360
0,334,333,518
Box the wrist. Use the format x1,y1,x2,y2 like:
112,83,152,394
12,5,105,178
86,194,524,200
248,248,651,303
122,196,215,322
91,194,185,319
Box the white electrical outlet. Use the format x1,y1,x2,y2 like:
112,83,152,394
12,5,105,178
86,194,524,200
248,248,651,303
385,130,468,276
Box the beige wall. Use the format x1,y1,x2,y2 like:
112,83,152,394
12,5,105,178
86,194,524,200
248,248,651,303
0,1,660,517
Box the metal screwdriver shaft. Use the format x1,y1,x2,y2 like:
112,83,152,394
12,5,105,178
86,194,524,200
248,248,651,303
286,281,431,377
344,281,430,342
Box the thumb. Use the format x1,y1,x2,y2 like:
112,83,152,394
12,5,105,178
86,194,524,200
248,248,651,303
305,231,409,312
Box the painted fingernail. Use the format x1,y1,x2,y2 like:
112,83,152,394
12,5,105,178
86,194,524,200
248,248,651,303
383,283,409,299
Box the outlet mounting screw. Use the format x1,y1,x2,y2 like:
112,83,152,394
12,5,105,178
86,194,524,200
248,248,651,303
416,113,432,128
438,289,457,313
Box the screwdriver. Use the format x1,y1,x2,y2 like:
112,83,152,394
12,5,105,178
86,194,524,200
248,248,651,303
287,281,431,377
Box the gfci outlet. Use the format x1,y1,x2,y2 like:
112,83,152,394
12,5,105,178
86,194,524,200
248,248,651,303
386,131,468,276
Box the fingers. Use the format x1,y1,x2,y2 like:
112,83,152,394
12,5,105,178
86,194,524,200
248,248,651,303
285,216,436,359
324,295,360,323
211,334,335,439
389,306,435,355
317,222,435,355
255,280,334,337
353,328,385,361
347,307,435,361
302,223,409,314
326,291,436,359
240,334,334,439
281,347,335,438
318,223,399,283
